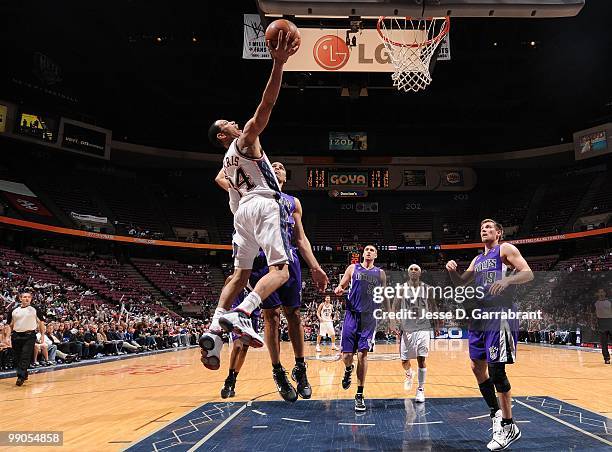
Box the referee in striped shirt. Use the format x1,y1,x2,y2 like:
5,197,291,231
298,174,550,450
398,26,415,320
7,291,45,386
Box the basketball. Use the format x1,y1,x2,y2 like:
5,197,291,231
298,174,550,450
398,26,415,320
265,19,301,49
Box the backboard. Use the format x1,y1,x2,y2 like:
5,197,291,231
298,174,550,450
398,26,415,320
256,0,585,18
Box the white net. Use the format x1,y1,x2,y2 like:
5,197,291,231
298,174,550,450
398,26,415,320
377,17,450,93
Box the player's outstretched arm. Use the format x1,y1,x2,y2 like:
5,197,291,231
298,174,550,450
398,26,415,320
334,264,355,296
238,31,299,154
292,198,328,292
445,257,477,287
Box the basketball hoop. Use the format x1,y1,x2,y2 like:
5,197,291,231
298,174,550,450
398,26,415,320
377,16,450,92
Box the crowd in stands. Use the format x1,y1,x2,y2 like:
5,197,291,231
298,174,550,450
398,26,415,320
1,237,610,375
0,291,204,371
0,246,204,373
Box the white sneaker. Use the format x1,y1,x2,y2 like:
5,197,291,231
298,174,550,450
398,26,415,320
487,410,502,450
219,310,264,348
415,387,425,403
404,369,414,391
316,345,322,352
487,422,521,451
199,332,223,370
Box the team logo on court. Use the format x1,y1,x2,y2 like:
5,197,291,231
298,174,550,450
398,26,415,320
313,35,350,70
489,346,498,361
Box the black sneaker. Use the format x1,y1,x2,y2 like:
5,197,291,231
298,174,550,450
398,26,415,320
221,375,236,399
291,363,312,399
354,393,366,412
342,365,353,390
273,367,298,403
605,359,610,365
16,378,24,387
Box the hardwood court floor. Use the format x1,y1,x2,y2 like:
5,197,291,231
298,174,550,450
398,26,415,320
0,340,610,451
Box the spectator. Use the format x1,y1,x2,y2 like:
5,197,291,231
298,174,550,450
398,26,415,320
84,325,104,358
0,323,12,370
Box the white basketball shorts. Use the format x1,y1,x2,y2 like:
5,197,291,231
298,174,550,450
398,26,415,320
319,321,335,337
400,330,430,360
232,196,292,269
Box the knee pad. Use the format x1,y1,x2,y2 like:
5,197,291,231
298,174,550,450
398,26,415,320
488,363,511,393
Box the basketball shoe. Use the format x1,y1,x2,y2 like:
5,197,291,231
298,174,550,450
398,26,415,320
219,310,264,348
488,421,521,451
272,367,298,402
415,387,425,403
199,332,223,370
487,409,502,449
221,374,236,399
354,393,366,412
291,362,312,399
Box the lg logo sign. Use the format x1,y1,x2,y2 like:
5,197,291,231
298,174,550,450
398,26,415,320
312,34,392,71
313,35,349,70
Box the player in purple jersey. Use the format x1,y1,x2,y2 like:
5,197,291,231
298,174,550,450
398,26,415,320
335,245,387,412
446,219,533,451
216,161,328,402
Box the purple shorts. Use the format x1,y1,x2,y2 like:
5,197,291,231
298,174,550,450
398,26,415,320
468,310,518,364
231,291,261,342
341,310,377,353
249,248,302,310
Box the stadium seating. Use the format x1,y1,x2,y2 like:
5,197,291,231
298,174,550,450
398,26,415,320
132,259,223,310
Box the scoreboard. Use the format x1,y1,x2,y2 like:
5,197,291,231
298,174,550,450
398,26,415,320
307,168,389,189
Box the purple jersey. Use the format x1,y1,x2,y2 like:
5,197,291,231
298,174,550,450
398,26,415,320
278,192,296,246
346,263,382,313
473,244,515,307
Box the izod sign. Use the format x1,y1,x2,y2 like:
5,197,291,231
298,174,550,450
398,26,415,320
284,28,424,72
329,171,368,187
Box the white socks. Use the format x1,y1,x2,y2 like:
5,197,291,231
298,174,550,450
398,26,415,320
210,307,227,332
418,368,427,388
236,291,262,315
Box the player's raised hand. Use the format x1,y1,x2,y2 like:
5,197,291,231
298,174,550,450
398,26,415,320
445,260,458,272
267,31,300,63
334,285,345,296
310,266,329,293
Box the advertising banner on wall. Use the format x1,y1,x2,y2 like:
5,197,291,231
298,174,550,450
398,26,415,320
243,14,271,60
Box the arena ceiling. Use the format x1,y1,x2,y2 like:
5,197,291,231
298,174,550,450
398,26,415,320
1,0,610,156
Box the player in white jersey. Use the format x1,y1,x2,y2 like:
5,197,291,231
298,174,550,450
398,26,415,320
199,31,327,370
392,264,440,402
316,295,337,352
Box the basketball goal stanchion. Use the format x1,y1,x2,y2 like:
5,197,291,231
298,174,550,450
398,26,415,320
377,16,450,92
